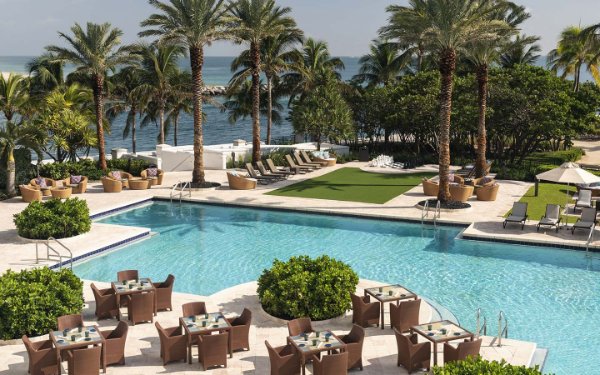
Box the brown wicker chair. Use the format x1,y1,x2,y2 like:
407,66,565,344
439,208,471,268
227,171,257,190
443,338,482,364
108,171,132,188
338,324,365,371
182,302,207,317
19,184,42,202
312,352,348,375
350,294,380,328
287,318,314,336
155,322,187,365
57,314,84,331
22,336,58,375
422,179,439,196
91,283,118,320
390,299,421,333
126,292,154,325
473,177,495,187
30,177,57,189
476,183,499,201
117,270,139,282
66,345,101,375
101,177,122,193
100,321,128,366
153,274,175,311
450,175,464,184
394,329,431,374
198,332,228,370
265,340,301,375
227,308,252,352
61,176,88,194
449,184,474,203
140,168,164,186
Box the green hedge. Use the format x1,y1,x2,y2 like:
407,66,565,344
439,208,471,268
494,148,585,182
39,158,151,181
14,198,91,240
0,267,83,340
257,255,359,320
433,357,548,374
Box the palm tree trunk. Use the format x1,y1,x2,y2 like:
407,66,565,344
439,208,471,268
6,148,15,197
92,74,107,170
574,62,581,92
190,46,205,185
131,107,137,154
266,75,273,145
475,63,488,178
251,42,261,163
437,48,456,203
159,102,165,145
174,113,179,147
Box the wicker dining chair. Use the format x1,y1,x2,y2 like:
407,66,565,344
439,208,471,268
126,292,154,325
312,352,348,375
390,299,421,333
443,338,482,364
394,328,431,374
117,270,139,282
350,294,380,328
100,321,128,366
265,340,301,375
155,322,187,365
153,274,175,311
287,318,314,337
57,314,84,331
182,302,207,317
66,345,101,375
198,332,229,370
338,324,365,371
22,336,58,375
227,308,252,352
91,283,118,320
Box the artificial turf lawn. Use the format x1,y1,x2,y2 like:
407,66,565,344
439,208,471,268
510,182,578,224
267,167,436,204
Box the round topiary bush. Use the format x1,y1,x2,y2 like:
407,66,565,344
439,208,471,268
0,267,83,340
13,198,91,240
257,255,359,321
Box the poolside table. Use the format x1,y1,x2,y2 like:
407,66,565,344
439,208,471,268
50,325,106,373
180,312,233,364
111,278,157,320
411,320,474,365
364,284,418,329
288,330,346,375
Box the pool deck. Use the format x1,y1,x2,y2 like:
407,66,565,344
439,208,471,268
0,279,537,374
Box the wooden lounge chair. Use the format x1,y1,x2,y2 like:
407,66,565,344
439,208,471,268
22,335,58,375
101,177,122,193
61,176,88,194
198,332,228,370
422,179,439,196
572,207,598,234
19,184,42,202
117,270,138,282
390,299,421,333
267,158,302,175
91,283,118,320
338,324,365,371
126,292,154,325
537,204,562,232
246,163,279,184
287,318,314,336
265,340,301,375
350,294,380,328
153,274,175,311
443,338,482,364
66,345,101,375
100,321,128,366
394,329,431,374
285,155,313,172
141,168,164,186
227,308,252,352
312,352,348,375
475,183,499,201
293,151,321,169
575,189,593,210
57,314,84,331
227,171,257,190
155,322,187,365
182,302,207,317
300,150,328,167
256,161,288,180
503,202,528,230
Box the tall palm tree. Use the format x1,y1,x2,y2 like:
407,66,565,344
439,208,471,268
499,34,541,68
228,0,298,162
0,73,29,122
141,0,229,186
223,79,283,125
165,70,193,147
47,22,131,170
547,25,600,92
384,0,507,202
27,52,65,96
353,39,410,87
229,31,302,144
0,121,44,196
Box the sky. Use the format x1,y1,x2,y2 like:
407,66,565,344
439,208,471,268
0,0,599,57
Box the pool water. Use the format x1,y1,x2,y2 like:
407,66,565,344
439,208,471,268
74,202,600,374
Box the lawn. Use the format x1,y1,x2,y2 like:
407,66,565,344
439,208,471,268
510,182,578,224
267,167,435,204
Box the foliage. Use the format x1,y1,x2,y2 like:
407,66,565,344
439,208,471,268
257,255,359,321
0,267,83,340
494,149,584,181
0,148,36,191
14,198,91,240
433,356,546,375
39,158,151,181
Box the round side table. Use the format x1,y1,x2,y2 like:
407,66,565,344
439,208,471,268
128,179,149,190
51,187,72,199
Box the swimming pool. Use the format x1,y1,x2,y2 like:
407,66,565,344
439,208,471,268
74,201,600,374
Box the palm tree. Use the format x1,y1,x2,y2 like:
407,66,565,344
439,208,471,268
228,0,299,162
27,53,65,96
353,39,410,87
223,79,283,125
165,70,193,147
230,31,302,144
384,0,507,202
0,73,29,122
141,0,229,186
0,121,44,196
499,34,541,68
547,25,600,92
47,22,131,170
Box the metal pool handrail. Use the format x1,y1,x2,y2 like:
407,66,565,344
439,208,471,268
35,237,73,270
497,310,508,346
170,181,192,203
476,308,487,338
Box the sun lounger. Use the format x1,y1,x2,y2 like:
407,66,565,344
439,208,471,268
572,207,597,234
285,154,313,172
575,189,593,210
503,202,528,230
537,204,562,232
245,163,278,184
293,151,321,169
256,161,287,180
266,158,302,175
301,150,328,167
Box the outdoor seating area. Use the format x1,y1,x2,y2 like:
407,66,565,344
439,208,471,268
421,173,498,202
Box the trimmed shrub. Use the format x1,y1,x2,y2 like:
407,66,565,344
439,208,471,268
39,158,151,181
257,255,359,320
433,357,547,374
0,267,83,340
14,198,91,240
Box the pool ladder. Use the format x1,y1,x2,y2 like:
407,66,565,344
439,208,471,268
497,310,508,346
170,181,191,203
585,226,594,255
36,237,73,270
421,200,441,226
475,308,487,338
476,309,507,346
